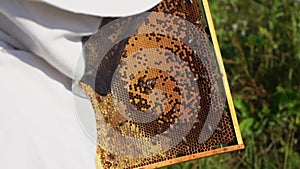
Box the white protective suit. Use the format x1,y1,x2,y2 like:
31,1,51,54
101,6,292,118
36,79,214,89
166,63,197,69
0,1,161,169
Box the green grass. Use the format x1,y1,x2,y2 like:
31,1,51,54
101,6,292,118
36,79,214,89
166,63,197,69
163,0,300,168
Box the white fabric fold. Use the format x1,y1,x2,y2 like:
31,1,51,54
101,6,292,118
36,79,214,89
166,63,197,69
0,39,97,169
30,0,162,17
0,0,103,79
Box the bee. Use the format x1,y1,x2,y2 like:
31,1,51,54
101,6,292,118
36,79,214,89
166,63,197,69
139,78,156,94
199,74,208,80
174,104,180,111
95,92,103,102
223,110,229,118
184,0,193,4
151,138,158,145
157,126,162,133
106,153,115,161
138,77,146,87
118,120,127,127
146,78,156,89
164,8,171,14
144,87,151,94
180,0,186,5
104,116,109,123
146,78,156,86
211,84,216,93
207,124,213,132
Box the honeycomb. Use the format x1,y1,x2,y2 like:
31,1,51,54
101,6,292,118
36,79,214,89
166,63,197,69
79,0,243,168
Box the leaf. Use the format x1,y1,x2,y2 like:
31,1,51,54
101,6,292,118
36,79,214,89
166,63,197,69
239,118,254,135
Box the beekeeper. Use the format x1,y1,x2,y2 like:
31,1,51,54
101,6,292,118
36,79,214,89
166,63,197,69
0,1,161,169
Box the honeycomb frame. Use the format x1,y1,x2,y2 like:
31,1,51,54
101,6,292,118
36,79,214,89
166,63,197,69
79,0,244,168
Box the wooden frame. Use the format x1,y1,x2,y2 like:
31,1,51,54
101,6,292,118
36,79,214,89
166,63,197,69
136,0,245,168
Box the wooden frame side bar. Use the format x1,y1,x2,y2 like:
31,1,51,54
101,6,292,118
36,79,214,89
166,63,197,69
201,0,244,145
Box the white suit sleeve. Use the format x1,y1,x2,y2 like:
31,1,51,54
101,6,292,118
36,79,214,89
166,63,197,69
30,0,162,17
0,37,97,169
0,0,102,79
0,0,162,79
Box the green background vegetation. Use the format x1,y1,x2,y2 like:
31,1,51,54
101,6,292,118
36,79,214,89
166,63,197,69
163,0,300,168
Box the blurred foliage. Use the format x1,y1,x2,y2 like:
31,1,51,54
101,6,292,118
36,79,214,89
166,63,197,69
163,0,300,168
